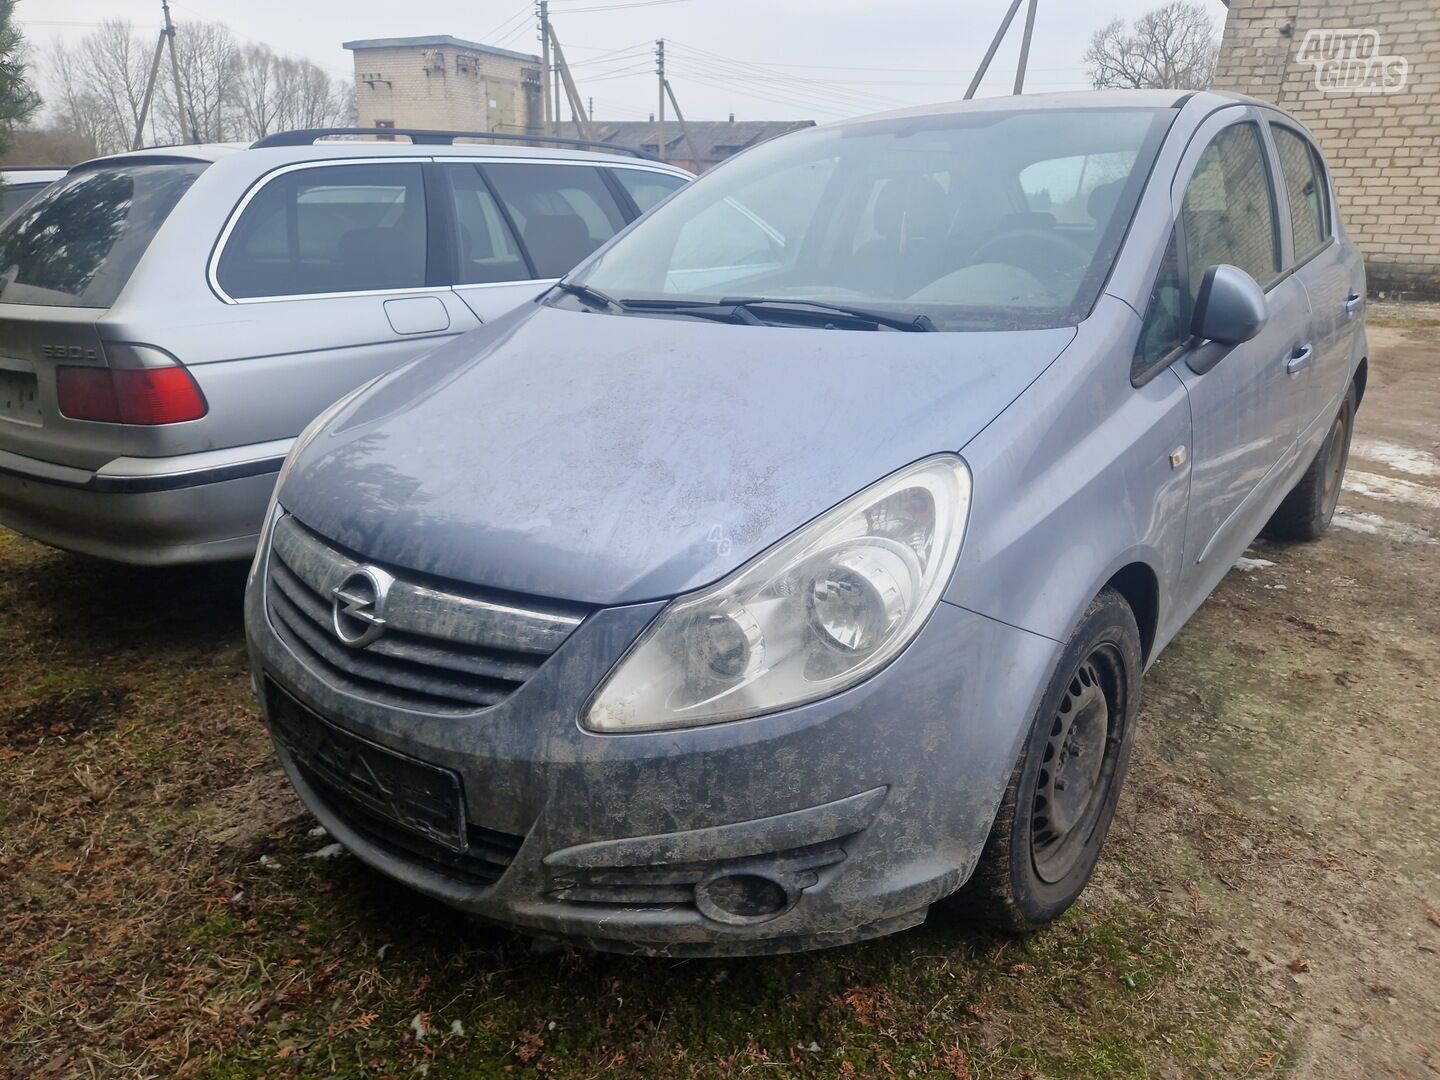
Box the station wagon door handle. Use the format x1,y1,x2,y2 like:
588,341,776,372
1286,344,1314,376
1344,292,1363,314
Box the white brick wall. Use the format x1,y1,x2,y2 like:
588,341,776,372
1214,0,1440,295
352,46,542,135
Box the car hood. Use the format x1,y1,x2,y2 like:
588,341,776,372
281,305,1076,605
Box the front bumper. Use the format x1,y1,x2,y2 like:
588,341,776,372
244,525,1060,956
0,440,290,564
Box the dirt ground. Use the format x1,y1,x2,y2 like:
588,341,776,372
1,308,1437,1079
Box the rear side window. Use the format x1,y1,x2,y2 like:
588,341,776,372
613,169,687,214
484,164,627,278
1270,125,1331,261
0,163,204,308
1180,122,1279,297
441,164,529,284
1,184,44,222
217,162,427,300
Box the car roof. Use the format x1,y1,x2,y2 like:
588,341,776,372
71,140,689,174
834,88,1280,127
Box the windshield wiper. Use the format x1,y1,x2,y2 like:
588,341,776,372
554,279,622,312
720,297,937,332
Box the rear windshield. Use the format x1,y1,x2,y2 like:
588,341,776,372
0,162,205,308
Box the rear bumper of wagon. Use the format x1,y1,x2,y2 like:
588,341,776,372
0,439,291,564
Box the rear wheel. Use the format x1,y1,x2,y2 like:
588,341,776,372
1263,383,1356,542
948,588,1142,932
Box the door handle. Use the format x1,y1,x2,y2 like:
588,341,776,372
1344,292,1363,315
1286,344,1314,376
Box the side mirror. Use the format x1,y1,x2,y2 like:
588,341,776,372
1191,264,1268,346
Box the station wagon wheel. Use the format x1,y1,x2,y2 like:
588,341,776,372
946,587,1141,933
1319,410,1349,520
1030,645,1125,884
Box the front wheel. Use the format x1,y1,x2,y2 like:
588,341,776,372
1263,383,1356,542
947,587,1142,932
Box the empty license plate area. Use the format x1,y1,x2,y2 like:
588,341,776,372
267,684,470,852
0,367,41,425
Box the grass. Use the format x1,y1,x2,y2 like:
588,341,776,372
0,533,1290,1079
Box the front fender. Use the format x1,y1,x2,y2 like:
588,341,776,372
945,296,1191,656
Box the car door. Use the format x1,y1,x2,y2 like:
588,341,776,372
1266,121,1359,434
441,161,632,322
205,159,480,447
1140,112,1312,601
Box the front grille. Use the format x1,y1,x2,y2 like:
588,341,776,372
266,514,589,714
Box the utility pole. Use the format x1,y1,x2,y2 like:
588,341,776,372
161,0,198,142
1012,0,1039,94
655,39,666,164
549,25,593,140
133,0,197,147
663,80,701,171
539,1,553,134
965,0,1026,99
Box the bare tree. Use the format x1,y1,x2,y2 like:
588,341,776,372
1084,1,1219,91
157,20,239,143
44,19,354,149
49,22,151,155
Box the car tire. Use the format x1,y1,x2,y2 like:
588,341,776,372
1262,383,1357,542
946,587,1142,933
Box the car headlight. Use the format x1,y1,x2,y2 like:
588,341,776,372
585,454,972,733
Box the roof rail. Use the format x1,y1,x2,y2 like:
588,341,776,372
250,127,664,162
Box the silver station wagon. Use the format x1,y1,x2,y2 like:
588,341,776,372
0,132,688,564
245,90,1366,955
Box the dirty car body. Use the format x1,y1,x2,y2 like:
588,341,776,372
244,91,1367,954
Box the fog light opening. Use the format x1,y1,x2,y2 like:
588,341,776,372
694,870,799,925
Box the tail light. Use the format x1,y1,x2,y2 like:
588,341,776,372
56,344,207,425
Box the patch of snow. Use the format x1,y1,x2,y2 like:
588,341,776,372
1344,471,1440,510
801,1041,822,1053
1233,557,1276,572
377,943,393,960
230,890,244,902
306,825,329,838
450,1020,465,1036
258,854,280,870
1352,438,1440,478
547,1020,557,1031
304,843,345,860
410,1013,430,1042
1333,506,1437,544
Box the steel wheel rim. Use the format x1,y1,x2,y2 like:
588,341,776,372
1031,644,1125,884
1320,413,1348,517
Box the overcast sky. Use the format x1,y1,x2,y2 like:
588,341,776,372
25,0,1231,124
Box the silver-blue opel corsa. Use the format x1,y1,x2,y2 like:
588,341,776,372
244,89,1367,955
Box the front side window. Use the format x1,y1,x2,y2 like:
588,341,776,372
0,163,204,308
1270,125,1331,261
484,164,627,278
1133,229,1186,379
568,107,1175,331
1180,123,1279,299
216,162,427,300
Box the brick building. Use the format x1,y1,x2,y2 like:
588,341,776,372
344,36,544,135
1213,0,1440,296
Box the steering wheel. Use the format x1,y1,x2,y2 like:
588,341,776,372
970,227,1092,280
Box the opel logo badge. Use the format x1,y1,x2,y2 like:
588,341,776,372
331,566,395,648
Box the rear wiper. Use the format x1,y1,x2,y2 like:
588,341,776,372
720,297,937,332
554,279,622,312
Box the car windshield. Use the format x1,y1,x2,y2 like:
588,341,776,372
567,107,1175,332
